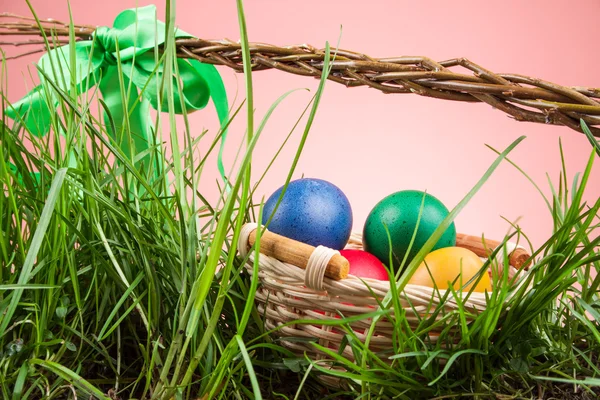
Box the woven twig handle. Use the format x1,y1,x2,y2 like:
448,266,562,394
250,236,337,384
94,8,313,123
239,224,531,281
1,13,599,137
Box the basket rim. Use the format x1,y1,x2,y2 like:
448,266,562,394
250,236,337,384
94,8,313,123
243,234,530,309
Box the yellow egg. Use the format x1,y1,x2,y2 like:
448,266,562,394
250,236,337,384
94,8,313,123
407,247,492,292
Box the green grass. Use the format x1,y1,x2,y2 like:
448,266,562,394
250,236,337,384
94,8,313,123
1,1,599,399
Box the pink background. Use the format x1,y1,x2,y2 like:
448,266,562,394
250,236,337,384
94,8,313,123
3,0,600,249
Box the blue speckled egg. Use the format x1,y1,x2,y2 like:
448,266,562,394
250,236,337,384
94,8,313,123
261,178,353,250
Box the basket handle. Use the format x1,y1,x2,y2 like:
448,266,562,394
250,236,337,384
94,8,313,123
241,224,350,280
239,224,532,281
456,234,531,270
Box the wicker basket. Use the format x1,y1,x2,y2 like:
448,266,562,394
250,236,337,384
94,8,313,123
238,222,527,363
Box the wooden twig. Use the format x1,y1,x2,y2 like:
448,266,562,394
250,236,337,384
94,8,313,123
245,227,350,280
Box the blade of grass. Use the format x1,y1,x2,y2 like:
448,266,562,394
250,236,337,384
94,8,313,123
30,359,111,400
235,335,263,400
0,168,67,337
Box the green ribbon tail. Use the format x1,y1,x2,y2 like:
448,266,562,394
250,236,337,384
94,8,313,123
7,163,41,188
191,61,230,184
99,66,157,178
5,85,55,137
5,85,76,170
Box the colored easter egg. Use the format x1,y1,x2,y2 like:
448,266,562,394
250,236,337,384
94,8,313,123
363,190,456,270
408,247,491,292
340,249,389,281
310,250,386,339
262,178,353,250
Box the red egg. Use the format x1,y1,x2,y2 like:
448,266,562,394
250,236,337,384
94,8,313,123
308,250,388,344
340,249,389,281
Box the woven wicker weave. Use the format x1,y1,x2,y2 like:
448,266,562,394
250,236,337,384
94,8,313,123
238,223,522,362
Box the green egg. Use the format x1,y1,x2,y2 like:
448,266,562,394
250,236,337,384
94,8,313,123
363,190,456,270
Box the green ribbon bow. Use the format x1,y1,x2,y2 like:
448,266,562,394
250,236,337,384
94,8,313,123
5,5,229,180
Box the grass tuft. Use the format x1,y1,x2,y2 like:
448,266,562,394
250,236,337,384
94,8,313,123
0,1,599,399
